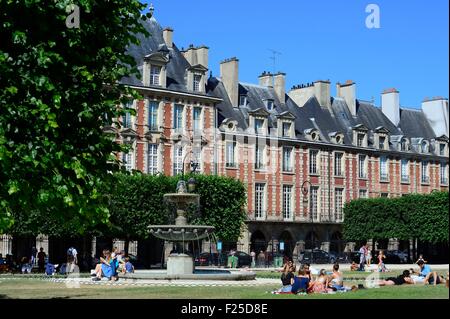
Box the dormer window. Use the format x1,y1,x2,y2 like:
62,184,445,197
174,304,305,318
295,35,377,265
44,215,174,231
329,132,344,145
305,129,320,142
357,134,365,147
150,65,162,86
379,136,386,150
439,143,446,156
375,127,390,150
352,124,368,147
255,119,265,135
265,99,274,111
400,138,409,152
144,52,169,88
193,74,202,92
282,122,291,137
421,140,429,153
239,95,248,107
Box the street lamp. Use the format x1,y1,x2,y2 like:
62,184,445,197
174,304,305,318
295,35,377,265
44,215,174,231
301,180,313,264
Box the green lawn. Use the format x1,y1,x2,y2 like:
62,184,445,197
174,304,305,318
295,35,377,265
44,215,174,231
0,278,447,299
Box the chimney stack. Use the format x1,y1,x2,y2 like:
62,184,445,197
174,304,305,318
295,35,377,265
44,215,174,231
163,27,173,49
196,45,209,69
220,57,239,108
381,88,400,126
273,72,286,104
337,80,357,116
313,80,331,108
258,71,273,87
421,96,449,137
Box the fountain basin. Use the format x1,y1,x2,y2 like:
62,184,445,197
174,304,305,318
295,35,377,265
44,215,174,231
118,269,256,281
149,225,215,242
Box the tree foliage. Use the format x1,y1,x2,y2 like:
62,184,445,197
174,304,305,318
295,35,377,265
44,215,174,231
0,0,150,232
343,192,449,243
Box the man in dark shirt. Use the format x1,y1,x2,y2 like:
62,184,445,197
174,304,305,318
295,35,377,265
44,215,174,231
37,248,47,272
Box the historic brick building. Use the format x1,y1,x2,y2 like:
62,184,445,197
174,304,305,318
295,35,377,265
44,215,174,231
117,13,449,259
1,10,448,264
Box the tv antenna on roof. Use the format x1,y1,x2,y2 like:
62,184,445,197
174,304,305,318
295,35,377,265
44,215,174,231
268,49,282,75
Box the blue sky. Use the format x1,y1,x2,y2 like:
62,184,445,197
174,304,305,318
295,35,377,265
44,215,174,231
145,0,448,108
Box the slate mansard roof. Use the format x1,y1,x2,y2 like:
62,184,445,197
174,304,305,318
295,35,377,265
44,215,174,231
123,16,447,156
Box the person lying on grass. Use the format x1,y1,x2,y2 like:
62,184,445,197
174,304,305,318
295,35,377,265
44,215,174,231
378,270,414,286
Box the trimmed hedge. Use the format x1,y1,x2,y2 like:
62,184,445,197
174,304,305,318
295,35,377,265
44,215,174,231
103,173,247,242
343,191,449,243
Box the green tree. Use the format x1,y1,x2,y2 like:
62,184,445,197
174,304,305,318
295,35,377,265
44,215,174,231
0,0,150,232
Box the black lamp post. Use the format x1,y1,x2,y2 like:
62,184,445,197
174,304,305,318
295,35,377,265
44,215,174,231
301,180,313,264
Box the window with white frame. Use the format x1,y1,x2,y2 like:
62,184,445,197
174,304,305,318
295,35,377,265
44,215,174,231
440,163,448,185
148,101,159,131
192,147,202,172
193,107,202,134
173,104,184,131
421,161,429,184
266,100,274,111
380,156,389,181
334,153,343,176
147,143,158,175
255,143,265,170
255,119,265,135
282,147,293,172
173,146,183,176
401,159,409,183
283,185,293,220
282,122,291,137
310,186,319,221
122,151,134,171
239,95,247,107
439,144,446,156
357,133,365,147
226,141,236,168
150,65,162,86
421,141,429,153
359,189,368,198
193,74,202,92
255,183,266,219
379,136,386,150
309,150,319,175
122,100,134,129
335,188,344,222
358,155,367,178
400,139,409,151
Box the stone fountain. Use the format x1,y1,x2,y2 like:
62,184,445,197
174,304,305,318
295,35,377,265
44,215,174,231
149,180,215,276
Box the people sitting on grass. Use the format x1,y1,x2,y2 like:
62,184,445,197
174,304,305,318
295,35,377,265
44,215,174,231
310,269,330,293
350,261,358,271
272,262,295,293
411,261,445,285
378,270,414,286
291,268,311,295
124,257,135,274
92,249,118,281
20,256,32,274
